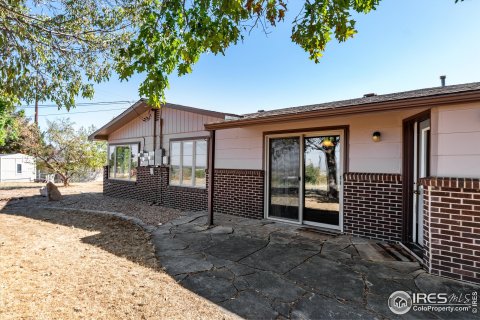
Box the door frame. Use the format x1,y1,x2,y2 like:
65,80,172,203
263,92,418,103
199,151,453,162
264,126,348,231
402,109,431,244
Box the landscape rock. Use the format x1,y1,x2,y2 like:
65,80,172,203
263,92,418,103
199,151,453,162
46,182,62,201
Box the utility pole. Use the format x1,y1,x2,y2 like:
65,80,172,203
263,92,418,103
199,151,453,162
34,94,39,124
34,56,39,124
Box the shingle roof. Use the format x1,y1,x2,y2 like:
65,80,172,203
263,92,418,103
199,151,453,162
208,82,480,126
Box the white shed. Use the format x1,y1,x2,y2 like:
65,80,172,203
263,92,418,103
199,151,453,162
0,153,36,182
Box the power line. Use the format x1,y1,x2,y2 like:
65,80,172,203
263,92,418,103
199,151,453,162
20,100,135,108
24,107,129,117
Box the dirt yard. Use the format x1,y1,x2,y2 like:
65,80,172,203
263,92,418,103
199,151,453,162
0,182,235,320
0,182,182,225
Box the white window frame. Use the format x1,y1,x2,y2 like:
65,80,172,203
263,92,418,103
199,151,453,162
169,139,207,188
16,163,22,174
108,143,139,181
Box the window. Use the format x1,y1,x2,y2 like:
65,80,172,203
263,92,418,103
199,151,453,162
170,139,207,188
108,143,139,181
17,163,22,174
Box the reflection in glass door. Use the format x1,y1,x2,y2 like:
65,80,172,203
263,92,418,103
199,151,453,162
268,137,301,221
303,136,341,227
266,131,344,230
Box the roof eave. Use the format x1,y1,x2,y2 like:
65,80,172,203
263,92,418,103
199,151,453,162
88,99,147,141
205,90,480,130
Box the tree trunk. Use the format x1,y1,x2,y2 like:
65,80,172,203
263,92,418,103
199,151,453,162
58,173,69,187
324,149,338,199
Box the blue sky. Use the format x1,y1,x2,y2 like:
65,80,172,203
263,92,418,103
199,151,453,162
22,0,480,130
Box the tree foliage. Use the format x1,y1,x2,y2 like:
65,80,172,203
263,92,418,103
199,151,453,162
0,0,130,110
0,95,39,152
26,118,106,186
1,0,464,108
117,0,381,106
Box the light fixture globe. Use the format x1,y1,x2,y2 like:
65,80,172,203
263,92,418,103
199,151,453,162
372,131,381,142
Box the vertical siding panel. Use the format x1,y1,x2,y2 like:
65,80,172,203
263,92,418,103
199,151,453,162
165,108,170,134
195,113,201,131
166,108,171,134
175,109,178,133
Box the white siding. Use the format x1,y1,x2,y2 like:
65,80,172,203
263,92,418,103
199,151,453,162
109,110,155,151
108,107,223,155
160,107,221,156
431,102,480,178
215,107,429,173
0,154,36,182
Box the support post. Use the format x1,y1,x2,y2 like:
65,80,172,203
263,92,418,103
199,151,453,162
207,130,215,226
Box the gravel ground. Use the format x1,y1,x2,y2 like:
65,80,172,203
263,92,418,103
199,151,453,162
0,182,183,226
0,208,235,320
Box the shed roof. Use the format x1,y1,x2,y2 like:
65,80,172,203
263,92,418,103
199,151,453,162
0,153,34,158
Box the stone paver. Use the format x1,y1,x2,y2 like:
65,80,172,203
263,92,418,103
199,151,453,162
152,213,480,319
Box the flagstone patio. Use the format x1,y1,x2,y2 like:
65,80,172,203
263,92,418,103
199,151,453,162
152,213,479,319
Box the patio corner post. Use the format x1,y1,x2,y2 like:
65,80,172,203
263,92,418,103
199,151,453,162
207,130,215,226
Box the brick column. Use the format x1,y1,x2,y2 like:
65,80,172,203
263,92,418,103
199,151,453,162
420,177,480,284
343,173,403,242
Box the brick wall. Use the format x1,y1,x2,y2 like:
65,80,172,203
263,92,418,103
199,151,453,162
343,173,403,242
420,177,480,284
103,166,161,203
103,165,207,211
160,166,208,211
213,169,264,219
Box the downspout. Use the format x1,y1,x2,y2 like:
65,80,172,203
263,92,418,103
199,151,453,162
159,108,163,154
207,130,215,226
153,109,158,151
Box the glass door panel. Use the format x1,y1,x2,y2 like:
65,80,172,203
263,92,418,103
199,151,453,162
269,137,301,221
414,119,430,246
303,136,341,227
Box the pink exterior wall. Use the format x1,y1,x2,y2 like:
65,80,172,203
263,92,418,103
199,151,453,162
431,102,480,179
215,107,429,173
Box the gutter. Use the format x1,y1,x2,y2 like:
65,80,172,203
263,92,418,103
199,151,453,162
204,90,480,130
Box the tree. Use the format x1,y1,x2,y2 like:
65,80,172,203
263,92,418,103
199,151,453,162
0,95,40,153
0,0,130,110
1,1,465,108
27,118,106,186
305,137,340,199
116,0,383,106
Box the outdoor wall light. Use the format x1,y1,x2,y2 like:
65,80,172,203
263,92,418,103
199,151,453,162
372,131,381,142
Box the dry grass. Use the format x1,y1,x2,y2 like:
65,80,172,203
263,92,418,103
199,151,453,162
0,209,236,320
0,182,183,226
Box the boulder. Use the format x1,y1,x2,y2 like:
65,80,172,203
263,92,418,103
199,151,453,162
46,182,62,201
39,187,48,197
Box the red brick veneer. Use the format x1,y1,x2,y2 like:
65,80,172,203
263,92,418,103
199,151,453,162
213,169,264,219
343,172,403,242
160,166,208,211
420,177,480,284
103,166,207,211
103,166,161,203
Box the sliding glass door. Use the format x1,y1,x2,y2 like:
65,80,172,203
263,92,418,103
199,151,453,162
268,137,301,221
303,135,341,227
266,131,344,230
